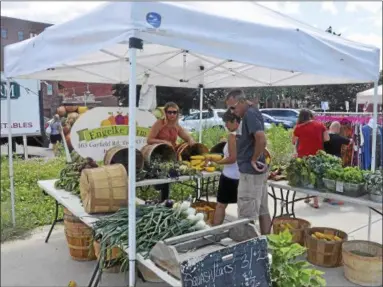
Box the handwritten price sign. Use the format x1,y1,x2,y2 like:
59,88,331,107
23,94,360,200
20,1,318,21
180,238,271,287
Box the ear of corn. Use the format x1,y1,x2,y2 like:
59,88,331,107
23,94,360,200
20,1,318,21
190,155,205,160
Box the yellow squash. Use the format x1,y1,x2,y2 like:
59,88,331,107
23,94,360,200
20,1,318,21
205,166,216,172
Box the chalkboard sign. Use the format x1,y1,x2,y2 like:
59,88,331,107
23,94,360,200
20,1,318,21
180,237,271,287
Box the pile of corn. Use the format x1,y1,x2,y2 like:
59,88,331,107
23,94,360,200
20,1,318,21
182,154,223,172
311,232,342,242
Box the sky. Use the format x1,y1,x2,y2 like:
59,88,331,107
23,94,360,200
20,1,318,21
1,1,382,68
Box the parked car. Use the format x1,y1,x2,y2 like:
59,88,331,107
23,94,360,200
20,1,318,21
262,113,294,129
260,108,299,125
180,109,226,132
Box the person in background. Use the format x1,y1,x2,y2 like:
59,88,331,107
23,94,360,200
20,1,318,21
210,110,241,226
50,114,62,157
226,89,272,235
324,121,353,205
147,102,195,201
292,109,330,209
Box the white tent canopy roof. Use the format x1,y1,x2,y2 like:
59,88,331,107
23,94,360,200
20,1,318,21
356,85,383,104
4,1,380,88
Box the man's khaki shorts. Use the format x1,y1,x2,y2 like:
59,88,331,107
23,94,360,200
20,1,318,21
237,173,269,219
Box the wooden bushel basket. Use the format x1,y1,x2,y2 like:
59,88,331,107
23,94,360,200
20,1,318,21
93,240,124,273
191,201,217,226
104,145,144,172
272,217,311,246
305,227,348,268
342,240,382,286
80,164,128,214
63,208,96,261
176,142,209,161
141,144,176,166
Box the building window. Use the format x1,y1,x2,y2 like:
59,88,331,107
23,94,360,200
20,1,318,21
47,84,53,96
18,31,24,41
1,28,7,39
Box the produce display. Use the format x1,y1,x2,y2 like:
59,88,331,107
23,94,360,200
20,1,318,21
92,201,209,271
55,152,98,195
311,232,342,242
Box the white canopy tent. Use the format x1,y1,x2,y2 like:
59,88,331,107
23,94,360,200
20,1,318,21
4,2,381,286
356,85,382,111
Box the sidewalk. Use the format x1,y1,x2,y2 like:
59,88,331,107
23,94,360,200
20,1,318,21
1,191,381,286
1,144,55,159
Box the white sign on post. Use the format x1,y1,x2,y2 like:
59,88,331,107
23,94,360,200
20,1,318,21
1,73,41,137
345,101,349,112
70,107,156,161
321,101,329,111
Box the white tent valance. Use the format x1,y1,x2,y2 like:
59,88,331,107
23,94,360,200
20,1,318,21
356,85,383,104
4,2,380,87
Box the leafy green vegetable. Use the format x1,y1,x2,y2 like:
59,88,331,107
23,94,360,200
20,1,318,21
342,167,364,184
268,229,326,287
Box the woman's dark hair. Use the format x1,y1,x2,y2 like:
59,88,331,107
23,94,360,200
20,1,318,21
222,109,241,124
297,109,313,124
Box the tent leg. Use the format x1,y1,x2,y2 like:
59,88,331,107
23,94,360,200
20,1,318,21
7,79,16,227
198,86,204,143
23,135,28,160
368,80,379,241
128,37,142,287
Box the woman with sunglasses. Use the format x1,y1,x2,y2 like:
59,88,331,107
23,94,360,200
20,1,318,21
147,102,195,201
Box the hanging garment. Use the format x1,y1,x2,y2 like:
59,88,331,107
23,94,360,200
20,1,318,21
361,125,383,170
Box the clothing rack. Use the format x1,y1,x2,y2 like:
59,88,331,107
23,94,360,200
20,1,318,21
315,111,379,116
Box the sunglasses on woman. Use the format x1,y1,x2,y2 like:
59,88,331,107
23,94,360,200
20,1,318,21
166,110,178,115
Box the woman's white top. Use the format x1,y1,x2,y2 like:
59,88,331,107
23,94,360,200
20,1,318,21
222,132,240,180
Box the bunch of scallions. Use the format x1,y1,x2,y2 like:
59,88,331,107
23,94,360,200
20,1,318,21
92,201,208,272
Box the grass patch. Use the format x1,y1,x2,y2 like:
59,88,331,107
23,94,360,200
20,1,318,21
1,155,66,242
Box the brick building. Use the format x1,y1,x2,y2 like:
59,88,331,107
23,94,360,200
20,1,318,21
1,16,117,118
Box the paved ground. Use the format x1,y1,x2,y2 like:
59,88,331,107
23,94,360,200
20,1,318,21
1,191,381,287
1,144,54,158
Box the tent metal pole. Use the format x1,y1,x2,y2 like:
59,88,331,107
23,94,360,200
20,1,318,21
128,37,142,287
7,79,16,227
368,80,379,241
198,86,204,143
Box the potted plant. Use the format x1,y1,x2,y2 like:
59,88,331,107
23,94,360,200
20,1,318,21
267,229,326,287
286,158,311,187
342,167,365,197
323,168,343,192
365,170,383,203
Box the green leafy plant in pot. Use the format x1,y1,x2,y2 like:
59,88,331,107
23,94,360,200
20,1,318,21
267,229,326,287
342,167,365,196
286,157,311,187
323,168,344,192
365,169,383,203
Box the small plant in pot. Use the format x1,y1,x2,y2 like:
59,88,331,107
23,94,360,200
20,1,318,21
323,168,344,192
365,169,383,203
267,229,326,287
342,167,365,196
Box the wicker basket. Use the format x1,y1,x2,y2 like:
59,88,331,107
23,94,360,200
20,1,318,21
342,240,382,286
80,164,128,214
191,201,217,226
305,227,348,267
63,208,96,261
93,240,124,273
272,217,311,246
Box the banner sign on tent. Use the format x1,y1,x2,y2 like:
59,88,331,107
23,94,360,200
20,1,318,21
70,107,156,161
